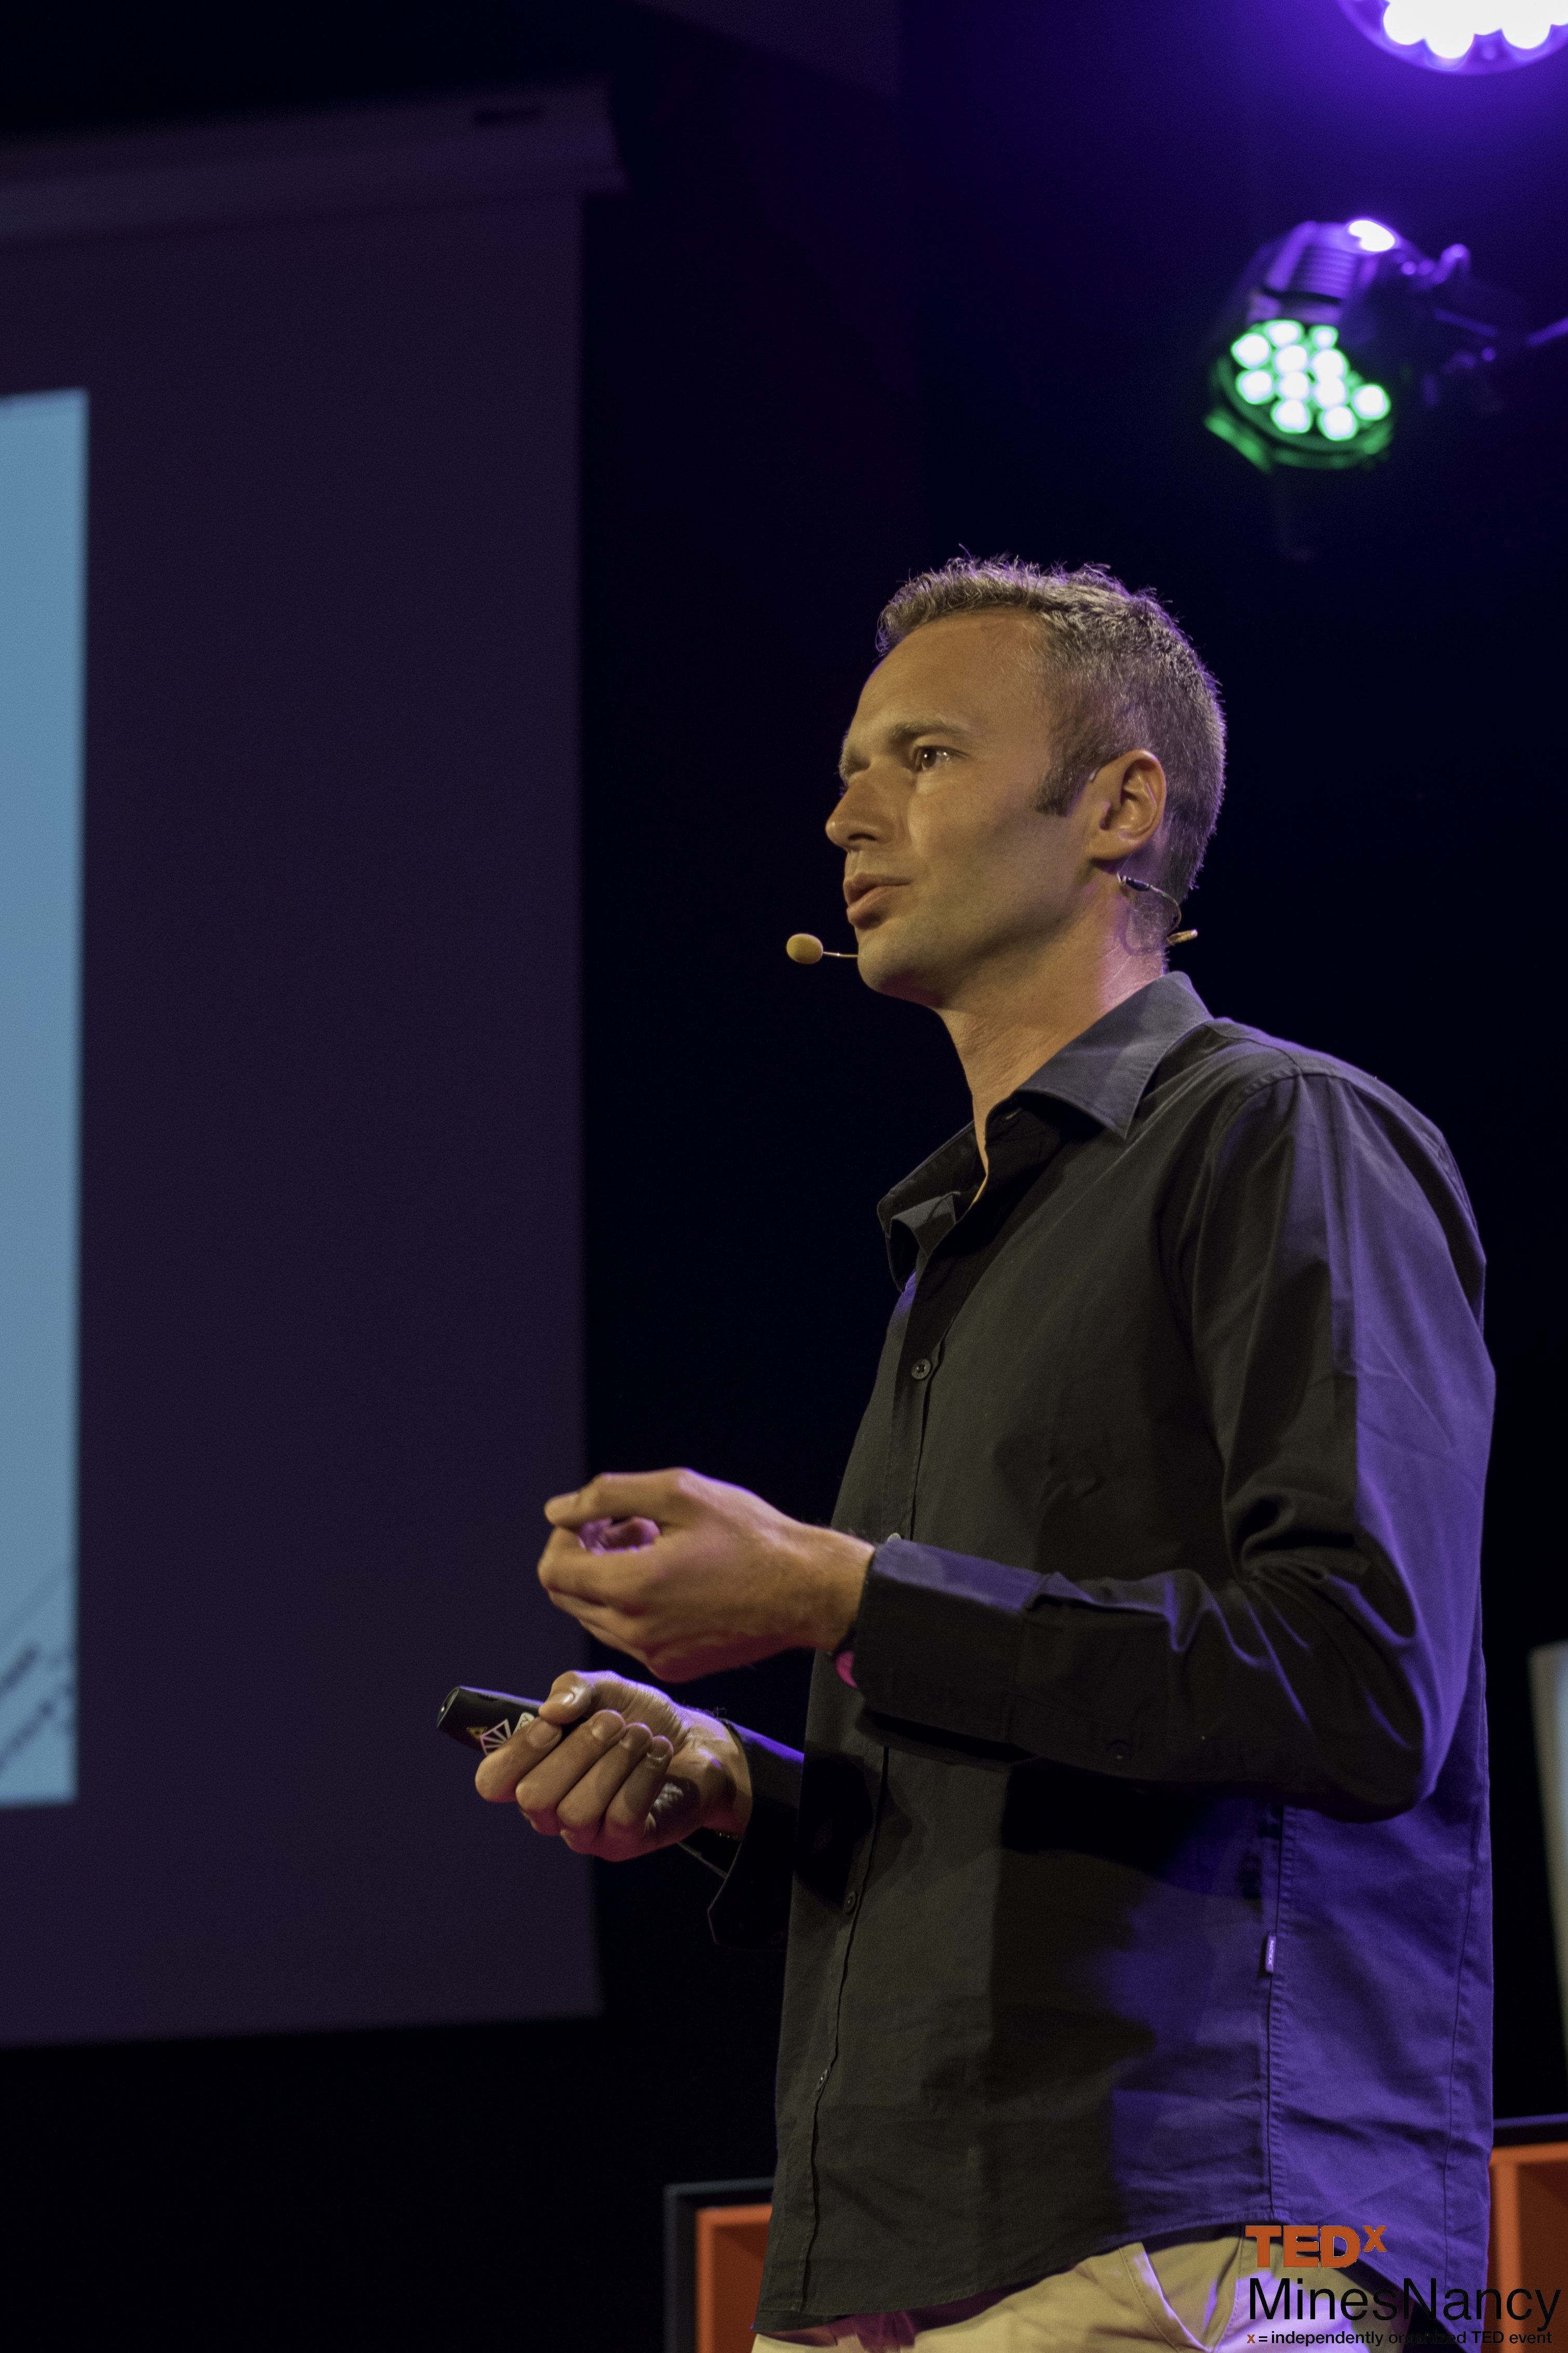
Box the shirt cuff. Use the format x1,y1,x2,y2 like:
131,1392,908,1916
850,1537,1041,1746
695,1723,802,1952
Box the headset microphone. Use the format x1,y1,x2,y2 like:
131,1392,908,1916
785,933,857,964
1118,876,1197,945
789,880,1195,967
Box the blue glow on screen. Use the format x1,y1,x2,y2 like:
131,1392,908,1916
0,390,86,1807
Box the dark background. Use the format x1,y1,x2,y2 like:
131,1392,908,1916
1,1,1562,2339
0,128,599,2049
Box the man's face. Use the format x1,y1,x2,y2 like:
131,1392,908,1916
829,609,1102,1005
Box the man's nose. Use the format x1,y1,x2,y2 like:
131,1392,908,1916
826,771,887,846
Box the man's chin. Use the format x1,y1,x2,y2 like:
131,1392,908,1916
853,928,946,1006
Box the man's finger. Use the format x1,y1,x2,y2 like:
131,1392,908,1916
555,1722,666,1843
598,1736,677,1834
559,1739,679,1859
538,1590,659,1667
539,1531,670,1617
475,1710,566,1802
537,1533,632,1608
583,1516,661,1554
510,1709,627,1831
543,1469,697,1531
537,1670,594,1722
536,1669,622,1723
536,1669,680,1732
607,1739,723,1847
588,1738,683,1856
478,1671,621,1800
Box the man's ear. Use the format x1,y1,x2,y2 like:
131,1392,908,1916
1093,750,1166,866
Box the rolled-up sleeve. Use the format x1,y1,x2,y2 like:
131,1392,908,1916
849,1070,1494,1816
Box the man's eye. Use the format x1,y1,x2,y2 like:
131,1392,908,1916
914,745,950,770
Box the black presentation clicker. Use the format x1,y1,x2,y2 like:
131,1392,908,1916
436,1685,547,1757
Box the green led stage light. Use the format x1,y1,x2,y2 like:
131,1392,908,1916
1218,315,1394,466
1206,216,1531,474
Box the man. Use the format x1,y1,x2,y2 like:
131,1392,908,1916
476,561,1492,2350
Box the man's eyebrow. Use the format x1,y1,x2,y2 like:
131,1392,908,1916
837,714,975,782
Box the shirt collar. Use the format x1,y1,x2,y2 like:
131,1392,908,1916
877,972,1213,1248
1012,969,1212,1139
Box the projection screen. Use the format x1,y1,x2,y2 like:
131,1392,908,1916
0,89,615,2042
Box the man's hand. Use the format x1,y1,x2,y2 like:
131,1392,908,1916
535,1468,873,1681
474,1669,751,1859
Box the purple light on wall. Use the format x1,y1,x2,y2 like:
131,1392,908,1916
1336,0,1568,70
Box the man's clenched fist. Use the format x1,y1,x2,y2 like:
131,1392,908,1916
474,1669,752,1860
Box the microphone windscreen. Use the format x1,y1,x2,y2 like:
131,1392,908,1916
785,933,824,964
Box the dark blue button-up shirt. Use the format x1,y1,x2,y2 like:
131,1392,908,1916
706,973,1494,2334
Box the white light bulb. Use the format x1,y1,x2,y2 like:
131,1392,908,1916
1271,400,1311,434
1426,6,1476,56
1382,0,1427,42
1501,2,1552,42
1373,0,1566,61
1277,370,1313,400
1319,406,1359,442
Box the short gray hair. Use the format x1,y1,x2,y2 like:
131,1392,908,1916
876,556,1226,903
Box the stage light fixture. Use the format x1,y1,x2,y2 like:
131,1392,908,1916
1205,215,1532,474
1336,0,1568,73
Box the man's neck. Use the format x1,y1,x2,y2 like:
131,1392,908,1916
941,941,1164,1168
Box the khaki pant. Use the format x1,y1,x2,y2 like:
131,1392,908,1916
755,2235,1432,2350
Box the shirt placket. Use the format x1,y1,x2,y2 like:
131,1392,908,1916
791,1121,1067,2315
796,1255,960,2303
796,1746,889,2309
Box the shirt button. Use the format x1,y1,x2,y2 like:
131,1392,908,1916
844,1890,857,1911
909,1358,932,1380
1108,1739,1132,1762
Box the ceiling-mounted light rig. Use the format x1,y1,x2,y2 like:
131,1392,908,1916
1335,0,1568,73
1206,216,1536,474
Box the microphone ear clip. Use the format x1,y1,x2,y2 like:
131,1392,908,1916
1118,875,1196,948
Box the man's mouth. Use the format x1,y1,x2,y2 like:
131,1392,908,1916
845,876,906,925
